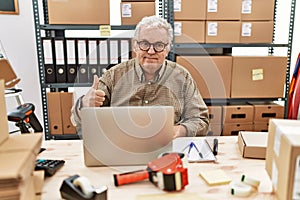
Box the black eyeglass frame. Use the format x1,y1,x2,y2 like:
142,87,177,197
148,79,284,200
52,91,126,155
136,40,169,53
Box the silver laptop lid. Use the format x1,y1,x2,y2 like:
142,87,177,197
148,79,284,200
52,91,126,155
81,106,174,166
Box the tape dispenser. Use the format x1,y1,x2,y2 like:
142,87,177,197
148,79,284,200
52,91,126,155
60,174,107,200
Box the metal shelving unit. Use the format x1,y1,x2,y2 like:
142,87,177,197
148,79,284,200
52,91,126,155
32,0,168,140
32,0,296,139
171,0,296,113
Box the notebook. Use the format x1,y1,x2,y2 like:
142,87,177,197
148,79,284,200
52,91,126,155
81,106,174,167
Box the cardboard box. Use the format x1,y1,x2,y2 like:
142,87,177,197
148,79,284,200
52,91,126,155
265,119,300,178
60,92,77,134
47,0,110,25
253,122,269,132
174,0,206,20
223,105,254,123
121,2,155,25
206,0,241,20
0,79,43,199
251,103,284,122
238,131,268,159
222,122,253,136
231,56,287,98
209,123,222,136
240,21,274,43
205,21,241,43
0,59,20,88
122,0,155,1
241,0,275,21
174,21,205,43
176,56,232,98
208,106,222,124
47,92,63,135
272,134,300,200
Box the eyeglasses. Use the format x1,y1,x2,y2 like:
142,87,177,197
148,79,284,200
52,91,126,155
136,40,168,53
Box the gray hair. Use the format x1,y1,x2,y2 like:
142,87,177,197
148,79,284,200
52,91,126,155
133,15,173,45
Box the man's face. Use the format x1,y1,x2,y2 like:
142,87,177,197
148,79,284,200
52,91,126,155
134,27,170,75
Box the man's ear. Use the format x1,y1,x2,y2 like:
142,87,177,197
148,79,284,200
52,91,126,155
132,40,138,52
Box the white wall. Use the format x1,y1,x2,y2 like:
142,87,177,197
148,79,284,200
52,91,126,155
0,0,299,132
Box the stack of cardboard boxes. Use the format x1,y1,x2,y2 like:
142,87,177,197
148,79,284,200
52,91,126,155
120,0,156,25
0,80,44,199
174,0,274,43
176,55,287,135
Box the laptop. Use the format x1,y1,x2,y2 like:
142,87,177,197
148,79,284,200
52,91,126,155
81,106,174,167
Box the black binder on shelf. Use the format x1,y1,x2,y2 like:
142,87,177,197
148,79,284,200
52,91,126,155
42,38,56,83
77,39,88,83
88,39,99,83
54,39,67,83
66,39,77,84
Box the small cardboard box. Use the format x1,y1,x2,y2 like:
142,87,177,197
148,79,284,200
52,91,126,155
231,56,287,98
238,131,268,159
208,106,222,124
265,119,300,178
222,123,253,136
251,103,284,122
253,122,269,132
121,2,155,25
240,21,274,43
205,21,241,43
209,123,222,136
47,0,110,25
174,21,205,43
206,0,241,20
174,0,206,20
176,56,232,98
272,134,300,200
241,0,275,21
223,105,254,123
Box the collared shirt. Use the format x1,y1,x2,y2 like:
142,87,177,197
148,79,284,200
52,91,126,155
71,58,209,136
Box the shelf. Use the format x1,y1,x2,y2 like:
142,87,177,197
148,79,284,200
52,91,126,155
204,98,286,106
174,43,288,49
39,24,136,31
42,83,93,88
45,134,81,140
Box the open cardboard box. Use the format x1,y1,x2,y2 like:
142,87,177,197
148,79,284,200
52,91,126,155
238,131,268,159
0,79,43,199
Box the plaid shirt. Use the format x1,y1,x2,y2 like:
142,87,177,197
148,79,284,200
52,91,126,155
71,58,209,136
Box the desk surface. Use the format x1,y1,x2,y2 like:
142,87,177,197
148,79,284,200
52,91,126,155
40,136,275,200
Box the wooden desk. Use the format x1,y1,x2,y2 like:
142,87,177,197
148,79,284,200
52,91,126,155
40,136,275,199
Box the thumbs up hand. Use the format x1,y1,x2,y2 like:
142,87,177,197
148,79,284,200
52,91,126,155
81,75,106,108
